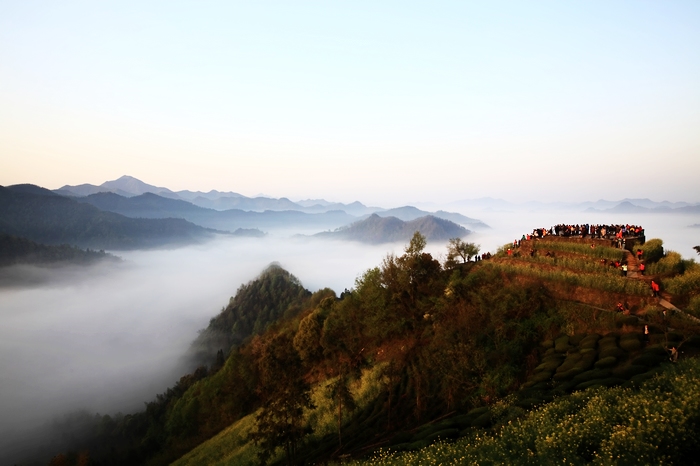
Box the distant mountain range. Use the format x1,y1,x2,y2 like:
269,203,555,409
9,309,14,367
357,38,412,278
52,175,489,231
0,185,221,250
314,214,470,244
584,201,700,214
1,177,488,252
57,175,379,215
75,192,357,232
445,197,700,213
369,206,488,229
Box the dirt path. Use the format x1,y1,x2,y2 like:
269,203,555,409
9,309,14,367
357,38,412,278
623,249,641,278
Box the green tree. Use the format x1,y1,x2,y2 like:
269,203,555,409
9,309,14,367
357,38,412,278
250,333,314,465
639,238,665,263
325,371,357,448
404,231,427,257
446,238,480,264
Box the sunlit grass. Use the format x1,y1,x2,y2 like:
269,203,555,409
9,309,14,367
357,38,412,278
527,239,625,261
483,261,649,296
344,359,700,465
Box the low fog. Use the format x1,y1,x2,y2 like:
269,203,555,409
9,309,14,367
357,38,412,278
0,210,697,463
0,234,415,462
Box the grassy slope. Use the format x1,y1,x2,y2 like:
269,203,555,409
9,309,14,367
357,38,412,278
173,365,386,465
169,238,700,465
347,358,700,465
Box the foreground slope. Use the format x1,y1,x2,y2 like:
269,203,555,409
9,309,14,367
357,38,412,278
40,231,700,466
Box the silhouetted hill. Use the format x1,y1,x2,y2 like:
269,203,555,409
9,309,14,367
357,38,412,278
81,192,206,216
189,195,304,212
374,206,489,229
315,214,470,243
0,233,118,267
187,264,312,366
0,186,217,250
7,184,62,197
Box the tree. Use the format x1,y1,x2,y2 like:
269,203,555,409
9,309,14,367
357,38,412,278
325,370,357,448
446,238,480,264
694,245,700,256
405,231,427,257
250,333,314,465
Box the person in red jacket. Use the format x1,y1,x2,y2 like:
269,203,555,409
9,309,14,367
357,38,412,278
651,280,660,297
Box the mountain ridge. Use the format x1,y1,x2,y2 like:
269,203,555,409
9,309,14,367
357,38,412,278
314,213,470,244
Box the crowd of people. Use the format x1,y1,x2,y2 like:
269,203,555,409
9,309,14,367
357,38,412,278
504,223,652,279
528,223,645,240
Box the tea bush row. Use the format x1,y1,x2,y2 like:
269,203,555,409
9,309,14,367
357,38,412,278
526,239,625,261
484,262,649,296
347,359,700,465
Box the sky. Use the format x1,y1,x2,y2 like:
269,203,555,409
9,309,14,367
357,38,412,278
1,1,699,205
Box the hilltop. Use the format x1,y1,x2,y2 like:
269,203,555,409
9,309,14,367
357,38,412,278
35,229,700,465
314,214,470,243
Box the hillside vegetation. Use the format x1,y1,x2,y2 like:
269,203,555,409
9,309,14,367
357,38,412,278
43,232,700,466
0,233,118,267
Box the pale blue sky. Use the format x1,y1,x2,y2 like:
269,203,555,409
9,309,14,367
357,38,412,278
1,1,699,205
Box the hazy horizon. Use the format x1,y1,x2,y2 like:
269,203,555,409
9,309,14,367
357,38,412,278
2,2,699,205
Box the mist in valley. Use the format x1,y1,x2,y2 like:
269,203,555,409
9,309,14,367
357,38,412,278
0,209,698,463
0,234,413,462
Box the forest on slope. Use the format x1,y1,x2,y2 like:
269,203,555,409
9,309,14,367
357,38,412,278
0,233,118,267
39,232,700,466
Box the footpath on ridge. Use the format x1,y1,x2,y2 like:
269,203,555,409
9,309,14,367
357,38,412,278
511,233,698,326
621,248,700,324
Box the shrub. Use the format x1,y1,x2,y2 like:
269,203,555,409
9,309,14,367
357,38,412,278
553,368,582,381
664,267,700,296
631,354,667,367
348,359,700,466
612,364,648,379
471,412,492,428
425,429,460,443
639,238,665,263
554,335,570,353
647,251,684,276
619,338,641,351
529,371,553,384
540,339,554,349
556,354,582,372
599,347,624,359
573,369,611,384
536,360,563,373
573,354,597,372
594,356,617,369
687,295,700,318
579,334,600,349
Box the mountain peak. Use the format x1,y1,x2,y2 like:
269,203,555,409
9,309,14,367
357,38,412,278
100,176,176,197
